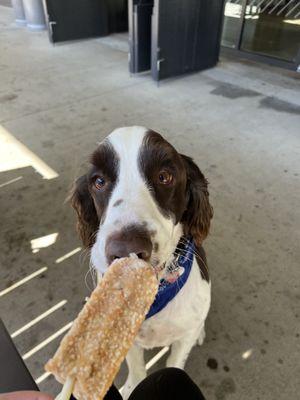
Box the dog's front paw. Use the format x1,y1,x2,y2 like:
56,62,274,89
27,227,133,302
197,326,206,346
120,380,139,400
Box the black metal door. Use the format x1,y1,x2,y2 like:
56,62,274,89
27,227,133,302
43,0,128,43
151,0,225,80
129,0,153,73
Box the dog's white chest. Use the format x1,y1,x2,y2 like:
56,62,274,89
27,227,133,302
135,261,211,349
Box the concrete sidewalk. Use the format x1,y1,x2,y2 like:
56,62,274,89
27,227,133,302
0,5,299,400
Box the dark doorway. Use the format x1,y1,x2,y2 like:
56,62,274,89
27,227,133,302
129,0,153,73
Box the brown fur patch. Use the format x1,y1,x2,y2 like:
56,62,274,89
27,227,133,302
113,199,123,207
69,141,119,247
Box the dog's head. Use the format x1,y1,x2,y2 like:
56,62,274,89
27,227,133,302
70,126,213,275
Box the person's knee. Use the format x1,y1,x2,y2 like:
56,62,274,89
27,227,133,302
135,367,190,391
128,368,206,400
156,368,206,399
157,367,191,383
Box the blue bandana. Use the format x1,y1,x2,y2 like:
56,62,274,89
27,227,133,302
146,238,195,319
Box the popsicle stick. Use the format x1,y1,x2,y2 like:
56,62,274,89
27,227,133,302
55,377,75,400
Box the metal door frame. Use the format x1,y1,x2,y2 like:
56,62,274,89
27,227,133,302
220,0,300,72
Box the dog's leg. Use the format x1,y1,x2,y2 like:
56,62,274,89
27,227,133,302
122,343,146,400
166,330,199,369
197,323,206,346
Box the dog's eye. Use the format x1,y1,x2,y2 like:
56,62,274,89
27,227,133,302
94,177,106,190
158,170,173,185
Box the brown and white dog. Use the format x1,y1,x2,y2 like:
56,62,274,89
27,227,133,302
70,126,213,398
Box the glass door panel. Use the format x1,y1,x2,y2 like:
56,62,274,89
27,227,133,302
221,0,245,48
241,0,300,62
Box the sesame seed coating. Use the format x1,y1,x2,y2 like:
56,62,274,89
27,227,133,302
45,257,158,400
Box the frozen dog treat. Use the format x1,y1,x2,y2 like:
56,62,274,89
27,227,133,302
45,257,158,400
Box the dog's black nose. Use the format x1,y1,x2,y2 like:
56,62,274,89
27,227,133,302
105,225,153,265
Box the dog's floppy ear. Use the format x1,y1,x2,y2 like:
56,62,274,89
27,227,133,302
181,155,213,246
69,175,99,248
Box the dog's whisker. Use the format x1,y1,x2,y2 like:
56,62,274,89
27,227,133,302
173,245,209,276
174,248,208,274
84,268,94,291
87,229,100,248
79,248,92,266
84,259,98,291
169,261,183,292
90,264,98,288
174,244,202,260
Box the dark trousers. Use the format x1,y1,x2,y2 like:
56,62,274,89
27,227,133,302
105,368,206,400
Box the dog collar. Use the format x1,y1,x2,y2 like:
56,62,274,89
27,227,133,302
146,237,195,319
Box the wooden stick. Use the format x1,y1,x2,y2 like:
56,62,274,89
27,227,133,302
55,377,75,400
